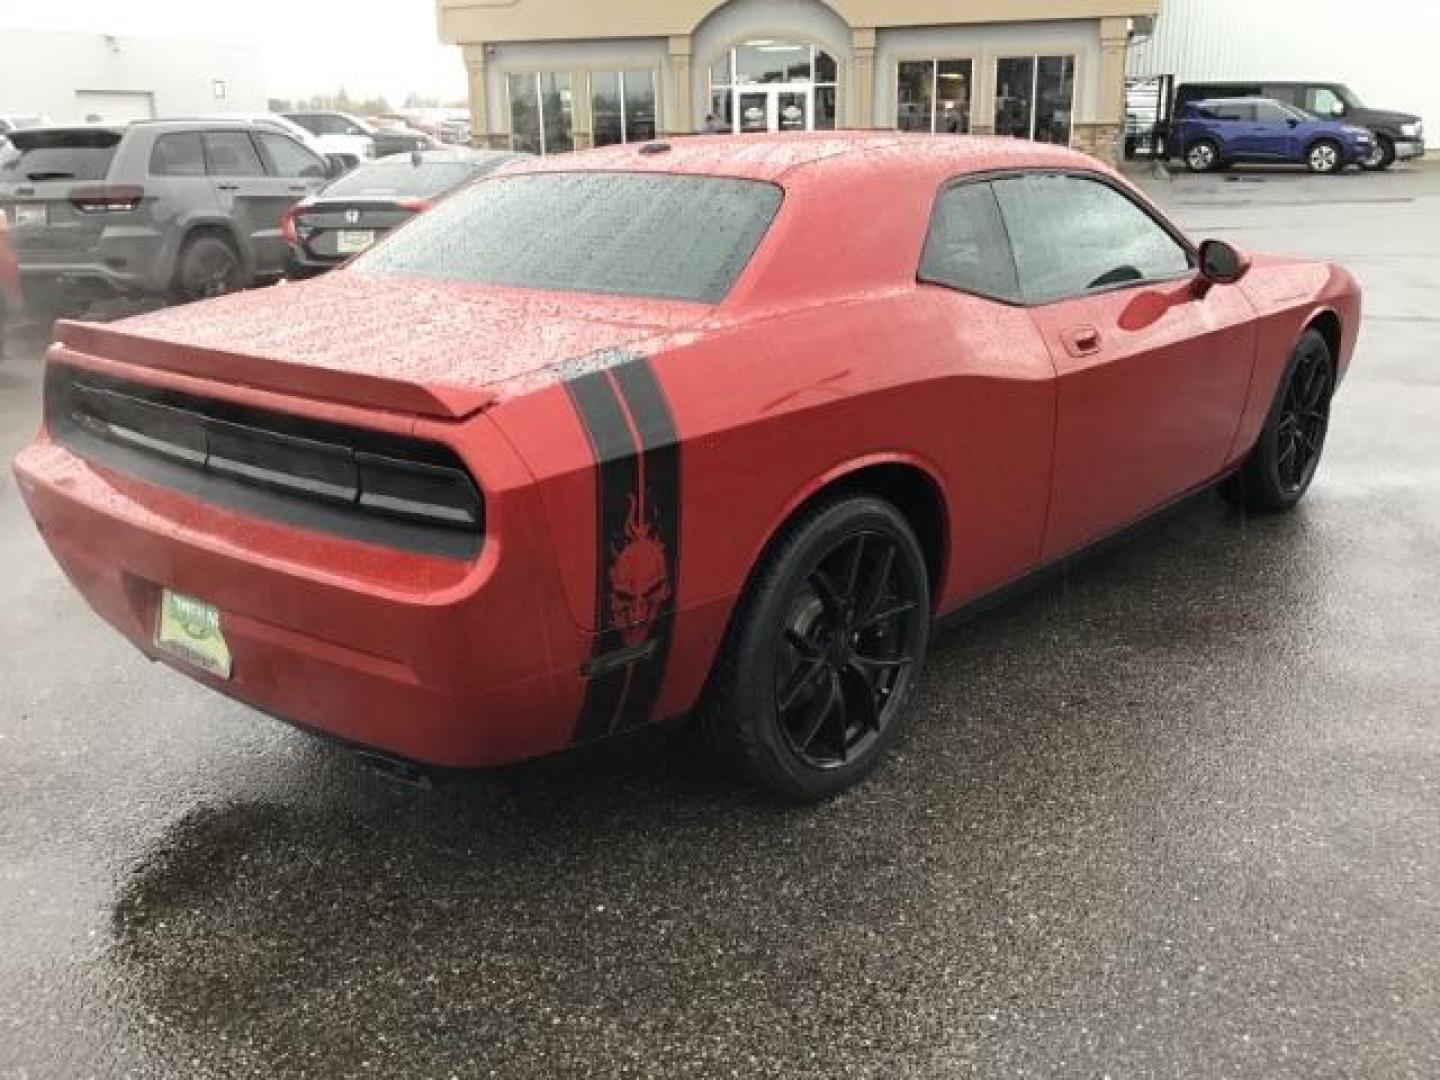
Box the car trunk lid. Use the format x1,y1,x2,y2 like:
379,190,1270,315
52,271,710,420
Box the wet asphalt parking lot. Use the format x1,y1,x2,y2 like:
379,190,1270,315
3,162,1439,1079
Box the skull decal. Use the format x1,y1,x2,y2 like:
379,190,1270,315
608,493,671,645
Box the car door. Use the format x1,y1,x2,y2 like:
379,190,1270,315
991,172,1257,559
1250,100,1296,159
202,129,294,278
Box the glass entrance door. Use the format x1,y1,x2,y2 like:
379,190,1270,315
734,86,813,133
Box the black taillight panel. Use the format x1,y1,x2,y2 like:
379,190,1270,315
46,364,483,559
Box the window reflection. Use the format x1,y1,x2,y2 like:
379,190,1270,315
509,72,573,154
994,55,1074,144
593,70,657,146
898,59,972,133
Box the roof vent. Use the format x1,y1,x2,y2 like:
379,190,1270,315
638,141,672,156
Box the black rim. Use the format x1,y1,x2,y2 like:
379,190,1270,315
189,246,238,299
774,530,925,770
1276,341,1332,493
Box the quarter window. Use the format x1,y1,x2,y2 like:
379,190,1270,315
993,173,1191,303
919,181,1020,302
256,132,325,178
896,59,973,134
508,72,574,155
202,131,265,177
591,71,658,147
994,55,1075,144
149,132,206,177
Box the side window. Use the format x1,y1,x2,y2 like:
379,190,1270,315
1254,102,1289,123
202,131,265,177
149,132,205,177
288,114,321,135
257,132,325,178
993,173,1192,303
919,180,1020,302
1304,85,1345,117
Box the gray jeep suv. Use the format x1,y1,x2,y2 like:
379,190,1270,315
0,119,332,311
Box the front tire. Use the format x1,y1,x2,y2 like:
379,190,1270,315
703,496,931,801
1306,139,1343,174
1361,134,1396,171
1221,329,1334,512
1185,139,1220,173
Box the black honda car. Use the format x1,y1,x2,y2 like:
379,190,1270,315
282,149,524,278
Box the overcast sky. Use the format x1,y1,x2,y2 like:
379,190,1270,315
0,0,469,104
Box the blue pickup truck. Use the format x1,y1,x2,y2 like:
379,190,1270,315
1177,97,1374,174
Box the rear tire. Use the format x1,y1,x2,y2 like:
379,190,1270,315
1185,139,1220,173
702,496,931,802
1220,329,1334,513
1306,139,1343,174
171,233,244,303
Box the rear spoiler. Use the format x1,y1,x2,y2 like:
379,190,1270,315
53,319,495,421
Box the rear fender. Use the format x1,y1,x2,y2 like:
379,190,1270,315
155,213,250,292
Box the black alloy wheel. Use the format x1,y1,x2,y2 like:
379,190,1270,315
775,530,925,769
1273,335,1333,495
173,235,243,303
1221,328,1335,512
703,496,930,801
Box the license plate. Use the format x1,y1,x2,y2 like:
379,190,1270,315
11,203,46,227
336,229,375,254
154,589,232,679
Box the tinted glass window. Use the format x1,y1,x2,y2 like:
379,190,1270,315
322,160,477,197
357,173,782,304
203,131,265,177
149,132,206,176
994,174,1191,303
0,129,120,181
1200,103,1254,122
1255,101,1292,123
257,132,325,178
920,181,1020,302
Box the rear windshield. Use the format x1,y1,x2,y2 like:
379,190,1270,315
0,129,121,182
356,172,783,304
322,161,481,199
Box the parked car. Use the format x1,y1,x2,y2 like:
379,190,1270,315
387,110,472,146
282,111,377,170
13,134,1360,800
0,120,332,310
372,125,444,159
1171,80,1423,170
1177,97,1374,174
283,149,522,277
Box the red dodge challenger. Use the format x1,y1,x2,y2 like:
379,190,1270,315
14,134,1360,800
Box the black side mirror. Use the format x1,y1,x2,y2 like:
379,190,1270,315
1197,239,1250,286
1286,117,1300,128
324,154,347,179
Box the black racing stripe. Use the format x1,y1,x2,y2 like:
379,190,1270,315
563,368,639,743
562,355,682,743
606,359,681,733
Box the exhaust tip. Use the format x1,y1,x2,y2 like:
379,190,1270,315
352,750,435,790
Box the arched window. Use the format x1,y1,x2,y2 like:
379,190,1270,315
707,40,838,134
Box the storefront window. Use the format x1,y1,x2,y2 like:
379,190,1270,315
897,58,972,134
592,70,657,146
709,41,838,133
508,72,574,155
994,55,1074,144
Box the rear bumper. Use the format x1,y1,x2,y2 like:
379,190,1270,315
12,420,592,768
15,230,166,296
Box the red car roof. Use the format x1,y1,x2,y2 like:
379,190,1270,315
505,131,1111,184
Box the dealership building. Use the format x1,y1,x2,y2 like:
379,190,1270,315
438,0,1160,162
